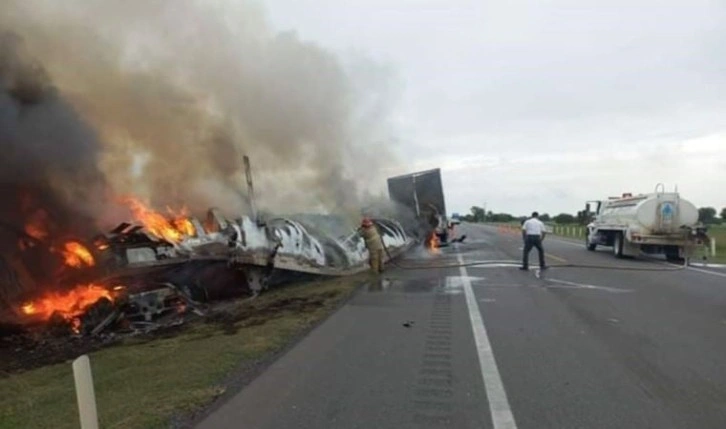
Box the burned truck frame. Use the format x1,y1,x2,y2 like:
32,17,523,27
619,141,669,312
1,210,413,337
1,155,415,337
91,210,413,292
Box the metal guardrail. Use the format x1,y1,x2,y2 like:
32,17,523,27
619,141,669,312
492,223,586,239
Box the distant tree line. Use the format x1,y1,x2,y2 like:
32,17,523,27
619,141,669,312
460,206,726,226
698,207,726,225
460,206,588,225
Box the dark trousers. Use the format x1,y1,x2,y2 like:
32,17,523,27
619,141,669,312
523,235,545,268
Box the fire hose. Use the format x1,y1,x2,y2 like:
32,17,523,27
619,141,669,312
378,238,688,272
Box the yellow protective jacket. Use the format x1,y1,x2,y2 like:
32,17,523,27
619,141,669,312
360,225,383,251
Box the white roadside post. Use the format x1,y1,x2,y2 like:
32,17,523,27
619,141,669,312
711,238,717,257
73,355,99,429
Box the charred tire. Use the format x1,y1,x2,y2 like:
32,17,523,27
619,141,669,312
613,232,624,258
586,232,597,251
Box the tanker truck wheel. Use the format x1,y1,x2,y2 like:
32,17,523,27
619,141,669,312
665,246,683,263
613,233,624,258
586,232,597,251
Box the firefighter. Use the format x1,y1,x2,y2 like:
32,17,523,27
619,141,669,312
360,217,384,273
521,212,547,270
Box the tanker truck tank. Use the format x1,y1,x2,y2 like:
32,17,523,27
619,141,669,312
597,193,699,234
585,186,707,261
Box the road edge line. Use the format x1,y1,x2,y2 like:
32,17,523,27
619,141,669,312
658,260,726,279
457,253,518,429
687,266,726,278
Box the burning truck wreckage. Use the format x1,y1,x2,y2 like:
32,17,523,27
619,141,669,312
0,25,459,373
0,163,474,368
0,199,416,346
0,162,473,374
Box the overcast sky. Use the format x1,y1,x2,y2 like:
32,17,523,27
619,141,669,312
261,0,726,216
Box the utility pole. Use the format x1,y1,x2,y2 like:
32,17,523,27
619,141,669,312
242,155,258,223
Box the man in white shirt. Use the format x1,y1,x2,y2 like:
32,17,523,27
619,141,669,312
521,212,547,270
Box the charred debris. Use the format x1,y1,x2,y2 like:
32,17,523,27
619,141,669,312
0,205,412,346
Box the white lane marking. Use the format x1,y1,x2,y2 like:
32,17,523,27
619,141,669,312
466,259,522,264
545,278,634,294
687,266,726,278
689,262,726,269
465,263,521,269
659,261,726,279
457,253,518,429
444,276,464,295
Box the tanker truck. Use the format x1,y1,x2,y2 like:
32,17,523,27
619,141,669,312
584,184,708,261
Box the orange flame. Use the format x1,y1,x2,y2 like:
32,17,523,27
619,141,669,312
61,241,95,268
25,223,47,241
24,209,50,241
93,238,110,251
426,231,441,254
19,284,113,322
173,217,196,237
123,197,196,243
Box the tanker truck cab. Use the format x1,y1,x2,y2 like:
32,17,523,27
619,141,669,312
584,186,706,261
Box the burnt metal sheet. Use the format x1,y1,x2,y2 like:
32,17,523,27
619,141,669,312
387,168,447,220
110,222,131,234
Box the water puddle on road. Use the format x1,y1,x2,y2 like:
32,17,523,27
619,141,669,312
366,276,486,295
457,276,487,283
439,276,491,295
443,277,464,295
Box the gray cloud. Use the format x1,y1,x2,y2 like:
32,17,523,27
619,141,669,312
264,0,726,215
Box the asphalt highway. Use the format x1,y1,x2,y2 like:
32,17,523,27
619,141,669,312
196,223,726,429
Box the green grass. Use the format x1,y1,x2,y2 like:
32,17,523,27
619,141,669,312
489,222,587,239
698,225,726,263
0,276,365,429
548,224,587,240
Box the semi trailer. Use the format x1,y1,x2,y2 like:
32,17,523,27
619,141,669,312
387,168,451,245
